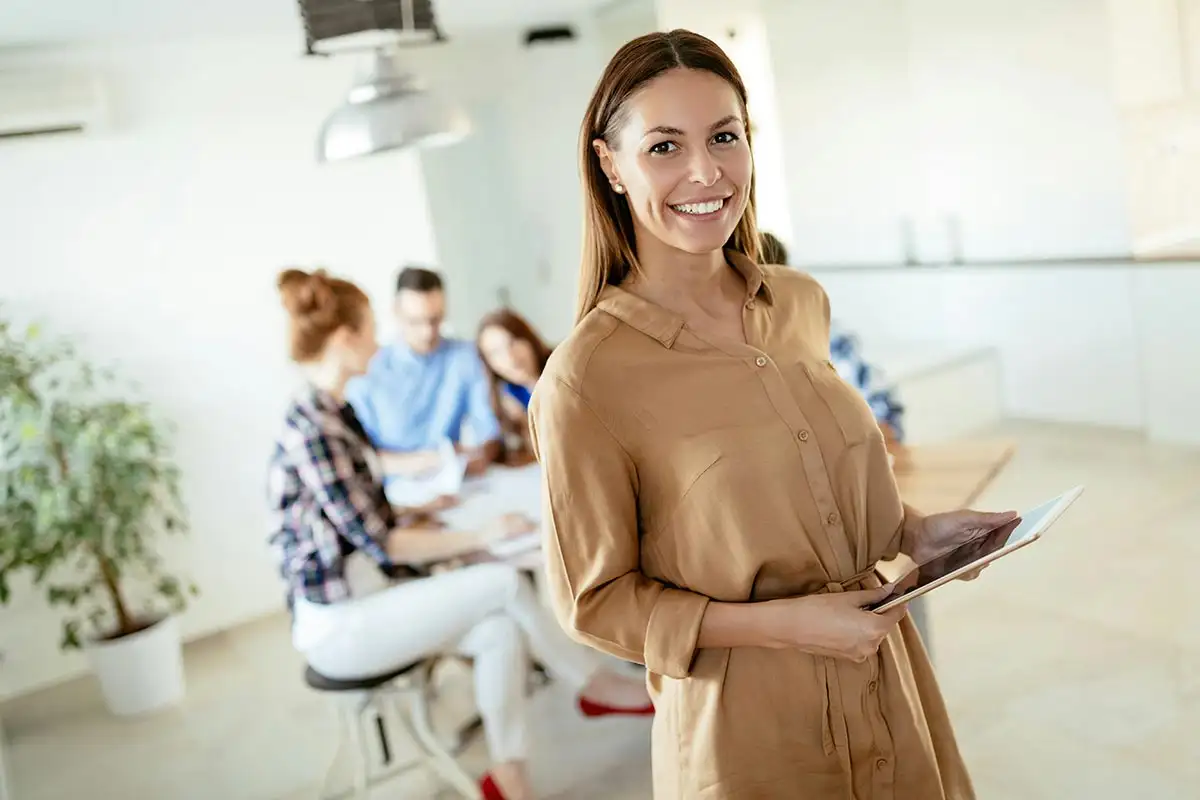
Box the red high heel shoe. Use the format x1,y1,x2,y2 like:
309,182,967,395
480,773,506,800
577,696,655,718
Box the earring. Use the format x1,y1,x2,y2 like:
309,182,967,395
613,182,625,194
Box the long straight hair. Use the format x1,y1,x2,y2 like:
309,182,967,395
575,29,761,324
475,308,554,453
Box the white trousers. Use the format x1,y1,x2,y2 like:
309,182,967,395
293,562,604,762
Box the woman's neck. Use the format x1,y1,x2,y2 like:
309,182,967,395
626,230,740,312
304,362,349,402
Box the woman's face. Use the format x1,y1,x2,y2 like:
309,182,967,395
479,325,537,386
594,67,752,256
331,308,379,377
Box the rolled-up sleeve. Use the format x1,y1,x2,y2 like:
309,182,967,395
529,376,709,679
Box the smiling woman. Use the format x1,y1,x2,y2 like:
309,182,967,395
574,32,760,323
528,28,1005,800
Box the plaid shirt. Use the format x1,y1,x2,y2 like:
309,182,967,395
267,386,423,606
830,323,906,441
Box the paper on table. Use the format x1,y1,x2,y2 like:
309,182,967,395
386,438,468,508
487,531,542,558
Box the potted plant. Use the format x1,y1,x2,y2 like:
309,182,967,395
0,309,197,716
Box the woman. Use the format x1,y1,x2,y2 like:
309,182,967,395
476,309,553,462
267,268,652,800
528,30,1016,799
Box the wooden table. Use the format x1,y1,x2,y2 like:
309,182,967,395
893,438,1017,515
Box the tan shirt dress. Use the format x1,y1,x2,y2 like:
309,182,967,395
528,252,973,800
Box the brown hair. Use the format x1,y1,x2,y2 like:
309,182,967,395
476,308,554,455
277,268,370,362
576,29,761,324
759,231,789,265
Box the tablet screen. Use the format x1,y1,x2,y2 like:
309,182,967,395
869,492,1082,610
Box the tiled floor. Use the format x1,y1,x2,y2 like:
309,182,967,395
3,421,1198,799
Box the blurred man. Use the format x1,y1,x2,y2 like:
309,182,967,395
347,266,501,478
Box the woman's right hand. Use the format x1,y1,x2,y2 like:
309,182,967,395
485,512,537,540
762,585,908,662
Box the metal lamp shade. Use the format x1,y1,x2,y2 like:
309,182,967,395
317,50,470,162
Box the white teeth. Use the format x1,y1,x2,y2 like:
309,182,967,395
672,198,724,215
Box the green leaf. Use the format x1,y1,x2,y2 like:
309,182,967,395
0,310,195,649
61,620,82,651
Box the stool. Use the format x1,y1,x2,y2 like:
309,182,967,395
306,658,482,800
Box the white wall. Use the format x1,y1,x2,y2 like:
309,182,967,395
764,0,1131,265
416,18,646,343
815,263,1200,444
0,34,439,699
763,0,920,264
1130,267,1200,446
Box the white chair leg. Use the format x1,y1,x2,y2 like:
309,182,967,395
319,700,350,800
403,684,482,800
343,696,371,800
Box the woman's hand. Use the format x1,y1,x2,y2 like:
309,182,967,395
503,450,538,468
484,512,537,541
761,585,908,662
422,494,460,512
904,508,1018,566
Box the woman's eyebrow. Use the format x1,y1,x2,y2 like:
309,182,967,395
643,115,740,137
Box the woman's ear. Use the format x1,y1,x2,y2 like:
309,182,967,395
325,324,353,355
593,138,621,189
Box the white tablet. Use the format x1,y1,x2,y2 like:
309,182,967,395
868,485,1085,614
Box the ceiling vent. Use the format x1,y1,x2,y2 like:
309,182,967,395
296,0,443,55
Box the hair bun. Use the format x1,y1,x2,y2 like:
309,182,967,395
278,268,337,328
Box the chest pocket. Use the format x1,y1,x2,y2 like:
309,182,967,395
801,358,884,447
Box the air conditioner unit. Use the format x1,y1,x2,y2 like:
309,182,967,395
0,70,109,141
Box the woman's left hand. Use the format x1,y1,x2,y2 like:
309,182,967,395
907,508,1018,573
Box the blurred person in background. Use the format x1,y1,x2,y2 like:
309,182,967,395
347,266,502,479
476,308,554,465
269,268,653,800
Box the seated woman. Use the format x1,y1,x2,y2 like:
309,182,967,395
268,268,651,800
475,309,553,464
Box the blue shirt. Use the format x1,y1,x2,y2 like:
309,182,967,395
346,339,502,453
503,382,533,410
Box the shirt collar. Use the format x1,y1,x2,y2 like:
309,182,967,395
301,384,346,416
388,338,450,366
595,248,774,348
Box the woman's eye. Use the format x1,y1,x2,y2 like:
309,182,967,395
713,131,740,145
649,141,678,155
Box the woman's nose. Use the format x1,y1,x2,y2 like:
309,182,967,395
688,149,722,187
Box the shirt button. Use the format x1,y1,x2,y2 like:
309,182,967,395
826,512,839,525
754,356,768,367
868,680,878,692
797,430,810,442
876,758,888,770
745,298,756,310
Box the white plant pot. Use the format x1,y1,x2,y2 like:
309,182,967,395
85,615,186,716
